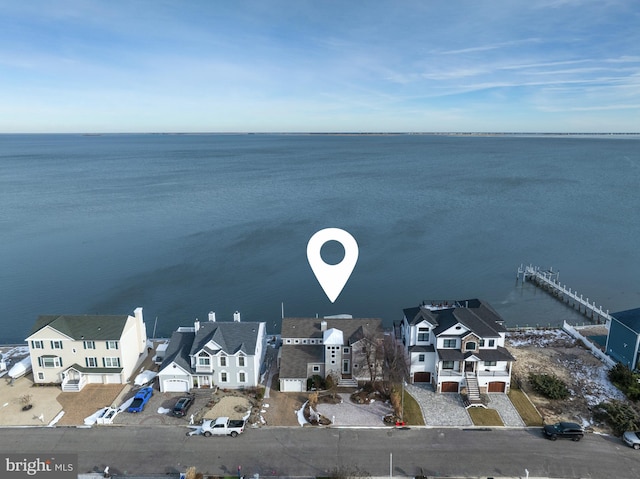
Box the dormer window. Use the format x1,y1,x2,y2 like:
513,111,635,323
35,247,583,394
197,351,210,367
418,327,429,342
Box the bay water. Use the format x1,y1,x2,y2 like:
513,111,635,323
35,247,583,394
1,134,638,343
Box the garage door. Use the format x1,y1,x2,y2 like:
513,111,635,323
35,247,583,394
441,381,459,393
413,372,431,383
280,379,304,392
163,379,189,392
488,381,506,393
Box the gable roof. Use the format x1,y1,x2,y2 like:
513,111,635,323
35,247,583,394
611,307,640,335
28,314,130,341
190,321,263,356
279,345,324,379
405,299,506,338
159,330,195,373
281,317,383,343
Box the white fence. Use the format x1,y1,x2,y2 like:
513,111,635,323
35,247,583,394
562,321,616,368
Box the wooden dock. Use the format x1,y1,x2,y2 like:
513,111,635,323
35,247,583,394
516,264,612,324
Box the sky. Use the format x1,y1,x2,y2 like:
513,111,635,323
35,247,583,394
1,0,639,133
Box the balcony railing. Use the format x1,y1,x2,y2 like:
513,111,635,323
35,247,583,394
438,370,463,377
477,370,510,377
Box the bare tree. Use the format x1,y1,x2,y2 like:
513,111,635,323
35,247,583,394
358,330,385,385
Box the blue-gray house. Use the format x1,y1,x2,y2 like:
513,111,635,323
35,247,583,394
605,308,640,370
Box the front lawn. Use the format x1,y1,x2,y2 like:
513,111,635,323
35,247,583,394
508,388,543,426
403,390,425,426
468,407,504,426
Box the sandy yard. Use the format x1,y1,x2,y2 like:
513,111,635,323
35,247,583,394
506,327,628,433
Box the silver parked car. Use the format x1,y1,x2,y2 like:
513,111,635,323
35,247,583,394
623,431,640,449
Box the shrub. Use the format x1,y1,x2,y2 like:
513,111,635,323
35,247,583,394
528,373,570,400
593,400,640,436
307,374,325,391
608,364,640,401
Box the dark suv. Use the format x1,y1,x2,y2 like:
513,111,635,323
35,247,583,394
172,396,193,417
543,422,584,441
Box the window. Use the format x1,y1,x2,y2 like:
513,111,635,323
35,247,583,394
37,372,44,381
418,354,425,362
239,372,246,383
106,341,118,350
220,372,228,382
488,339,495,347
343,347,350,354
418,327,429,341
442,361,454,370
83,340,95,349
198,352,210,367
103,357,121,368
465,341,477,351
85,357,98,368
479,339,485,347
31,340,44,349
219,356,227,367
484,361,497,367
312,365,320,372
442,339,456,348
238,356,245,367
39,356,62,368
51,340,63,349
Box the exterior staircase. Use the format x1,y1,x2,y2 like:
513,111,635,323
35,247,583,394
464,373,484,408
337,377,358,388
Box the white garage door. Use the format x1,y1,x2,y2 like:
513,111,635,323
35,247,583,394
163,379,189,392
280,379,304,392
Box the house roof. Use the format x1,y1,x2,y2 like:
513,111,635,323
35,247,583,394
28,314,130,341
611,307,640,335
279,345,324,379
160,330,195,373
405,299,506,339
281,317,383,343
190,321,263,356
408,344,435,353
323,328,344,345
65,363,123,374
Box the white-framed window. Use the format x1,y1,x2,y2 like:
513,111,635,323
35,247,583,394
343,347,350,354
39,356,63,368
103,357,120,368
37,372,45,380
220,371,228,382
85,357,98,368
442,361,454,370
465,341,477,351
106,341,119,350
312,365,320,372
418,327,429,341
484,361,497,367
51,340,63,349
442,339,456,348
238,372,246,383
198,352,210,367
219,356,227,367
238,356,245,367
479,339,485,347
31,340,44,349
83,340,95,349
418,354,425,362
488,339,495,347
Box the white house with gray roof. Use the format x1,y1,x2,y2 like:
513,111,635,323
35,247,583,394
398,299,515,398
25,307,147,391
157,311,266,393
278,316,383,393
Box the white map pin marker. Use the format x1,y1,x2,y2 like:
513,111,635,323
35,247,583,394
307,228,359,303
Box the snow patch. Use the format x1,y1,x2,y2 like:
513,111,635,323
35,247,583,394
295,400,309,426
157,407,171,414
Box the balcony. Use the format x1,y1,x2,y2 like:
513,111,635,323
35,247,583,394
477,369,510,377
438,369,463,377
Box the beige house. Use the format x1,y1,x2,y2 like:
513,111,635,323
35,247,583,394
25,307,147,391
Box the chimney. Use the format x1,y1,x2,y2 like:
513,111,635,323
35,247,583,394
233,311,241,322
194,319,200,333
208,311,216,322
321,320,327,332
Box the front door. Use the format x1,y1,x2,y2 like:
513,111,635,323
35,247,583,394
342,359,350,374
464,361,475,373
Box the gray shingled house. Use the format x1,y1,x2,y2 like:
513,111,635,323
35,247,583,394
278,316,383,392
157,312,266,393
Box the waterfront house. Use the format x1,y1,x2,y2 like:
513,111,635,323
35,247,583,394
278,316,384,392
605,307,640,370
157,311,266,393
26,307,147,391
398,299,515,397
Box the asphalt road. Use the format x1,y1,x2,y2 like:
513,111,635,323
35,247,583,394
0,426,638,478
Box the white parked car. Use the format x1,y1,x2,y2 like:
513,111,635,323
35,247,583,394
623,431,640,449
